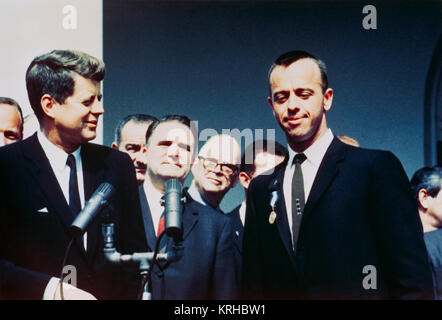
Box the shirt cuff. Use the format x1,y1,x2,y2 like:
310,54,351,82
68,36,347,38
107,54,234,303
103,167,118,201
42,277,59,300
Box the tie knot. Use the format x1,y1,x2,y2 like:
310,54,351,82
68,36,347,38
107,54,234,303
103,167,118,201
293,153,307,165
66,154,76,169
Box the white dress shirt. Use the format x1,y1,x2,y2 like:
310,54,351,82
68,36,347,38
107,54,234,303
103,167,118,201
143,176,165,235
37,131,85,209
238,201,246,227
37,130,86,299
283,129,334,244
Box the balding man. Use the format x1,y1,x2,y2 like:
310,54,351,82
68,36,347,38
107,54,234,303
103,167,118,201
188,134,241,213
0,97,23,147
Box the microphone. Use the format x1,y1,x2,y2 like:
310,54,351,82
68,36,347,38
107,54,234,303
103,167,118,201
70,183,115,236
164,179,183,239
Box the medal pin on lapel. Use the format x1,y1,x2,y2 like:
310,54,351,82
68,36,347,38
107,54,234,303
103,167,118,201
268,190,279,225
269,209,277,224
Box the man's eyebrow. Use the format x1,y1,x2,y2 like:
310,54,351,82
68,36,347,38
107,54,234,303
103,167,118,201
125,143,142,148
158,140,172,146
178,142,191,151
273,90,289,96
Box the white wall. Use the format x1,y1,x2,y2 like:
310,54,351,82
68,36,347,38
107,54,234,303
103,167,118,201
0,0,103,143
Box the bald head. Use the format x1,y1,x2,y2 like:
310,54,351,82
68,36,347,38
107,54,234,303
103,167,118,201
191,134,241,207
198,134,241,165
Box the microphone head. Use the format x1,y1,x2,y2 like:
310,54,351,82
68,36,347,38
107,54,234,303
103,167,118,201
96,182,115,201
164,178,183,239
165,178,181,193
70,182,115,236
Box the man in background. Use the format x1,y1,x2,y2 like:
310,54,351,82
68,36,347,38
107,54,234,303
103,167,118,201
229,139,287,284
188,134,241,213
112,114,158,185
0,97,23,147
411,166,442,299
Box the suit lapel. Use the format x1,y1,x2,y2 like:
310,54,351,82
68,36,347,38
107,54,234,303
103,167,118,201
271,166,296,266
303,138,346,221
23,134,89,261
138,185,157,251
230,206,244,254
81,144,106,260
181,190,199,241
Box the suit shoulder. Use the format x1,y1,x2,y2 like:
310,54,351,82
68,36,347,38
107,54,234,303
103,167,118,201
84,142,132,163
187,200,230,224
248,165,283,195
343,144,402,166
0,139,28,166
226,204,241,216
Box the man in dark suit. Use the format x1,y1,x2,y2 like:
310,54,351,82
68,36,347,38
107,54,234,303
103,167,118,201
242,50,434,299
139,115,236,299
0,50,146,299
228,139,287,284
411,166,442,299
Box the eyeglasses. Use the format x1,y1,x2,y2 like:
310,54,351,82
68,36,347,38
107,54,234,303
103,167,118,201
199,156,239,176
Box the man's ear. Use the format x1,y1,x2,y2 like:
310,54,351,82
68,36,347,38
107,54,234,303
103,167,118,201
323,88,333,112
239,172,251,190
418,189,430,211
40,94,57,119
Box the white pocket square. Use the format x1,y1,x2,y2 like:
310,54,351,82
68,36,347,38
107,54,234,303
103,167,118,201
37,207,49,214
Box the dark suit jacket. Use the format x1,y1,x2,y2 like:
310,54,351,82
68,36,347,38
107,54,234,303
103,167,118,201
138,186,237,299
227,205,243,286
242,137,434,299
0,134,147,300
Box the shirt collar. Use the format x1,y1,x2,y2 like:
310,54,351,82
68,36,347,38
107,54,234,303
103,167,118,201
287,128,334,168
188,180,222,212
143,174,165,206
37,130,81,172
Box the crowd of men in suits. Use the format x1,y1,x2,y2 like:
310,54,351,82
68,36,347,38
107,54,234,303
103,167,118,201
0,49,441,300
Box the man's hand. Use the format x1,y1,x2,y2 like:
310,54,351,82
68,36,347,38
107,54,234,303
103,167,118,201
53,282,97,300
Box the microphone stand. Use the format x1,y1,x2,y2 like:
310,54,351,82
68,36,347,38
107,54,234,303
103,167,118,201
102,196,186,300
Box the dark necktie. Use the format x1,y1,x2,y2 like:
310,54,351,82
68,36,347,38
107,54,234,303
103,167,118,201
291,153,307,253
66,154,81,217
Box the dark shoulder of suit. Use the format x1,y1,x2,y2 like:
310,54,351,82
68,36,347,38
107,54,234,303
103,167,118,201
424,230,442,300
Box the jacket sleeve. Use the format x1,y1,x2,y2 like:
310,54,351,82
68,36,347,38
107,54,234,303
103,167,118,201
368,151,434,299
0,177,51,299
114,152,148,299
241,180,265,299
213,216,238,299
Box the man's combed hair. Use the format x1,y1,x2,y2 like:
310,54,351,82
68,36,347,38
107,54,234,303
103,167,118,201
411,166,442,200
268,50,329,94
0,97,24,130
114,114,158,146
240,139,288,176
145,114,192,147
25,49,105,120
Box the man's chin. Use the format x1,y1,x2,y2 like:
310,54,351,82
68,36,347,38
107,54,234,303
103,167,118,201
81,130,97,142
